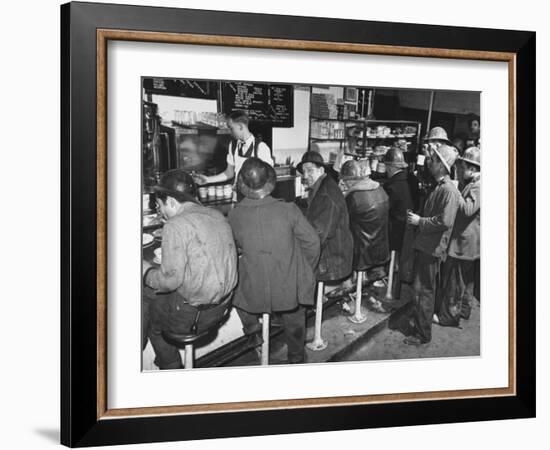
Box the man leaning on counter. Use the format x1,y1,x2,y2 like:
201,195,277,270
195,110,274,187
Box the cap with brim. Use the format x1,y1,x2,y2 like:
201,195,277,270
431,144,457,174
340,159,370,180
458,146,481,167
296,151,327,174
383,147,408,169
424,126,452,146
152,169,199,204
238,158,277,199
459,157,481,167
385,161,408,168
152,185,198,204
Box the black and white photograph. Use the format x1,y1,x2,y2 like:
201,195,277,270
141,77,481,370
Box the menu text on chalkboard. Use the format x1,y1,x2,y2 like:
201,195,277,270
222,82,293,127
143,78,218,100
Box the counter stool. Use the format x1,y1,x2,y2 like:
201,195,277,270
348,271,367,324
162,298,232,369
306,281,328,351
385,250,397,301
261,313,270,365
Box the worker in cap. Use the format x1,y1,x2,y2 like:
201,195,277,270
382,147,420,299
402,144,461,345
436,146,481,327
339,160,390,285
424,126,452,146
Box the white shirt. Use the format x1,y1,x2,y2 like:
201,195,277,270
226,134,274,180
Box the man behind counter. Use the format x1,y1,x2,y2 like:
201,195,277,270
195,110,274,186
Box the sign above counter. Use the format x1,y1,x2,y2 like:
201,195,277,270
221,82,293,127
143,78,294,128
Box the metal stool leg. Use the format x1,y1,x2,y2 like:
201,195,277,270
184,343,194,369
261,313,270,366
385,251,397,301
349,271,367,323
306,281,328,351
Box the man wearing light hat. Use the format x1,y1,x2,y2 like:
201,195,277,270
419,127,458,188
228,158,320,364
339,159,390,282
436,147,481,327
405,144,461,345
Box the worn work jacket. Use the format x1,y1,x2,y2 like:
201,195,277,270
145,202,238,306
383,170,416,252
228,196,320,313
448,177,480,260
305,174,353,282
345,178,390,270
413,175,461,260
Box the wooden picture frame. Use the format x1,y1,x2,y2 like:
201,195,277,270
61,1,535,446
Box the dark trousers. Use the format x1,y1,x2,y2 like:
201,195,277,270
142,288,229,369
437,257,478,327
237,306,306,363
411,251,441,343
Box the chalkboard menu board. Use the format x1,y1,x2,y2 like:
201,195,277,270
222,82,293,127
143,78,218,100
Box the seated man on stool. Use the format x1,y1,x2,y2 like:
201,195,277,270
339,160,390,287
297,151,353,285
228,158,320,364
142,169,238,369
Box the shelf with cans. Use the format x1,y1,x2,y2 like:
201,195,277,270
309,117,422,178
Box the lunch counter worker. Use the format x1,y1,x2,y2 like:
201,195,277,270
195,110,274,189
142,169,238,370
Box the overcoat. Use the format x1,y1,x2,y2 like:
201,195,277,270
383,171,416,251
305,174,353,282
228,196,320,313
345,178,390,270
448,178,480,260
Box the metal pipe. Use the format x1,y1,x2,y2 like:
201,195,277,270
426,91,435,135
349,271,367,323
306,281,328,351
261,313,270,365
385,251,397,301
184,344,194,369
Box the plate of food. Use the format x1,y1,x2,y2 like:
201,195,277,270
142,233,154,247
143,213,163,229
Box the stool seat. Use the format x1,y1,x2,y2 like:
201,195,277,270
160,296,232,368
162,326,216,348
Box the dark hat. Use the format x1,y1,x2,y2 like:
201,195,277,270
296,151,327,174
237,157,276,199
152,169,199,204
383,147,408,169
